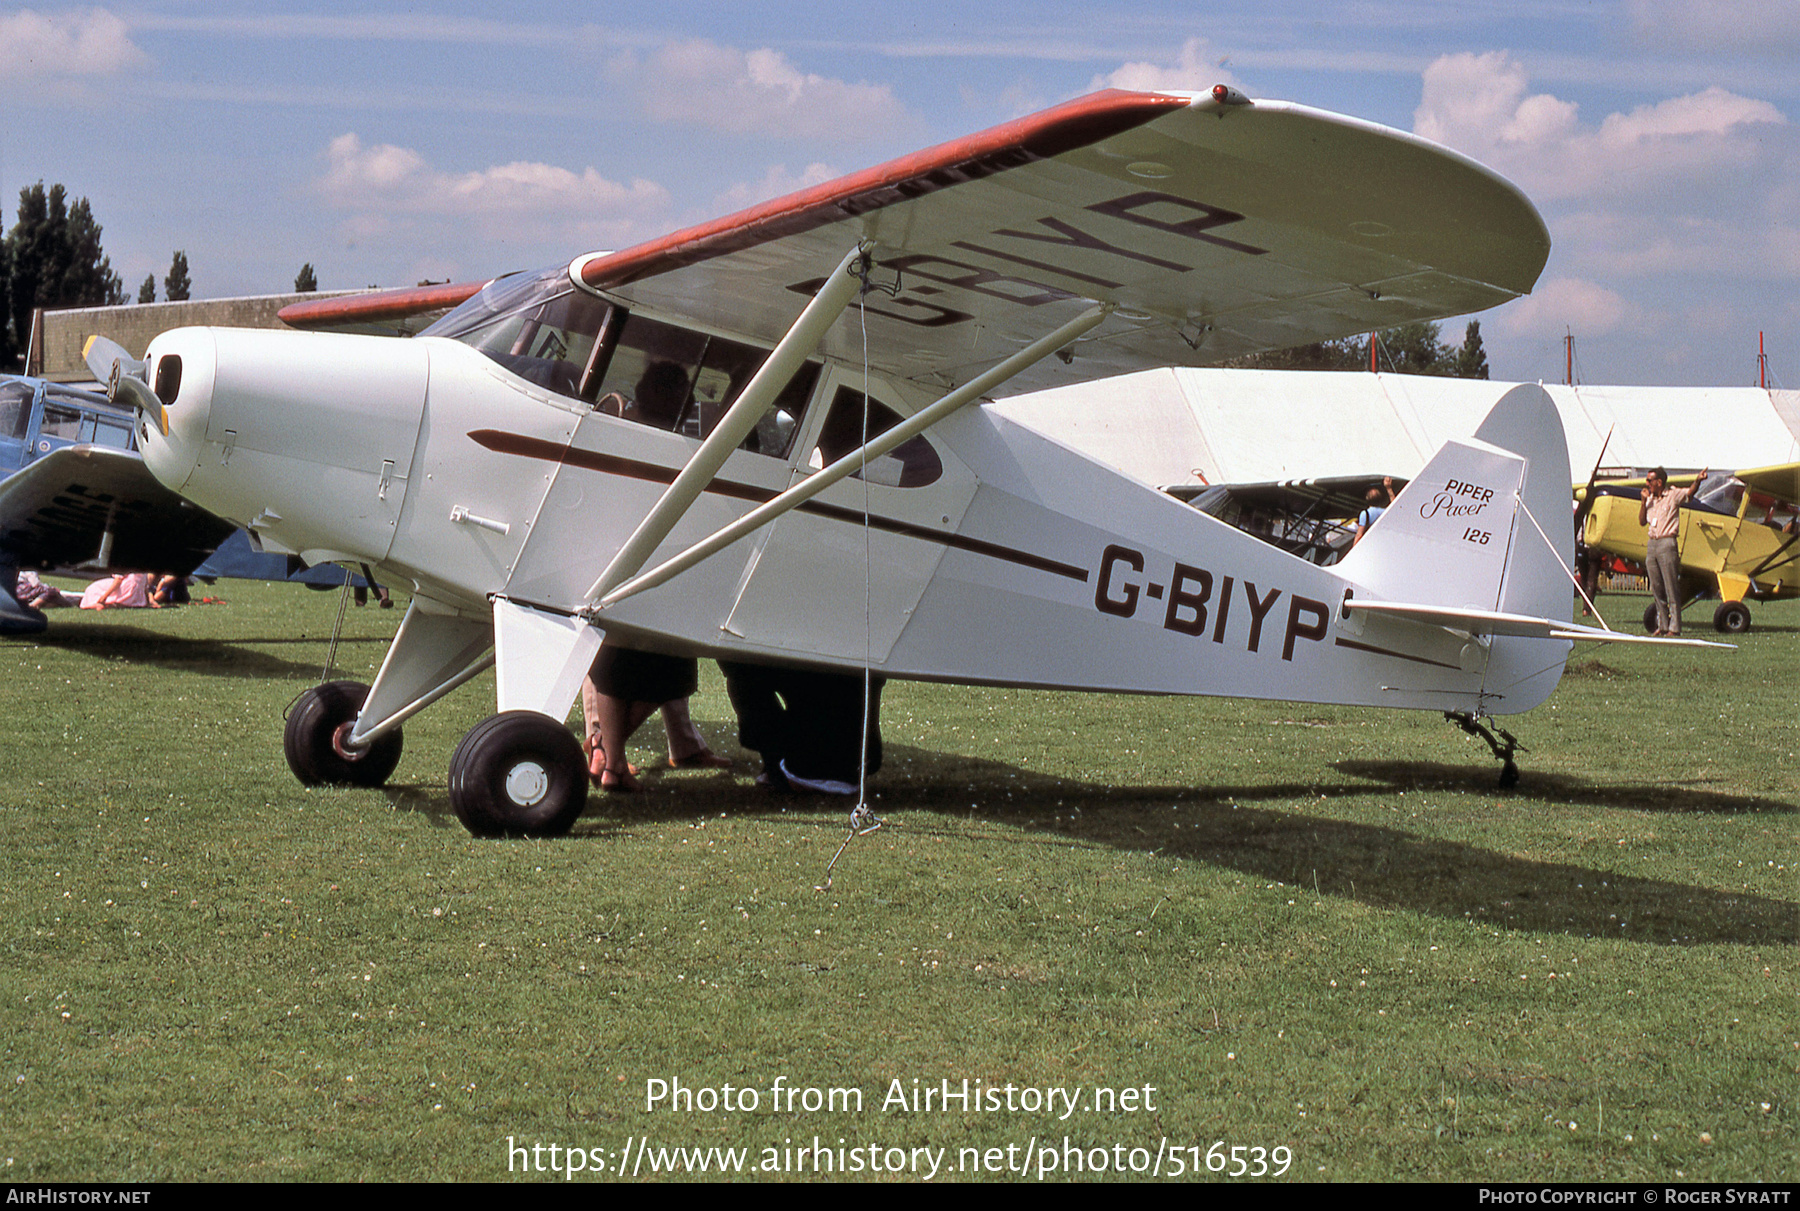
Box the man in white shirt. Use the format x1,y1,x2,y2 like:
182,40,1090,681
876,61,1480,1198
1639,466,1707,636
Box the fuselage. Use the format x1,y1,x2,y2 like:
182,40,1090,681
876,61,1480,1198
135,266,1572,714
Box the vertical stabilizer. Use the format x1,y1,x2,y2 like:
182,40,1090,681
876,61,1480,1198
1473,384,1574,624
1336,383,1573,713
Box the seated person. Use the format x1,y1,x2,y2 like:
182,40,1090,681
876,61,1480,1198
599,361,691,431
80,572,152,610
15,571,73,609
150,573,191,607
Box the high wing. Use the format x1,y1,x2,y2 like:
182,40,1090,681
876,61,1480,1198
1735,462,1800,506
284,87,1549,392
280,281,492,337
0,444,235,574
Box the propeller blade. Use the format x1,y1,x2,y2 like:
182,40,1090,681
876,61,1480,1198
81,334,144,385
1572,424,1615,535
82,334,166,435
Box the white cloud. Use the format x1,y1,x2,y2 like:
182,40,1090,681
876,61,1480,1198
0,7,147,78
319,133,672,251
1088,38,1239,94
1413,52,1785,202
709,163,841,216
619,39,913,142
1492,276,1632,341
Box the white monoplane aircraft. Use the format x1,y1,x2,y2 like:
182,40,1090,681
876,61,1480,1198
91,86,1718,837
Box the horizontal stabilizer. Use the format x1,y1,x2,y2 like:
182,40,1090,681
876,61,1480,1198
1344,600,1734,648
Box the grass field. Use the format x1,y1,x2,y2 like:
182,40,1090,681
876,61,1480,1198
1,580,1793,1182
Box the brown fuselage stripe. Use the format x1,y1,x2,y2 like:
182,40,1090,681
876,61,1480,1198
1333,636,1464,671
468,429,1090,583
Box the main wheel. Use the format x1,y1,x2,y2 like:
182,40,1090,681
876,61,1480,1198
1642,603,1660,633
448,711,588,838
1713,600,1752,634
284,680,404,787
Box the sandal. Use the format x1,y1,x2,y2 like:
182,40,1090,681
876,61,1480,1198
583,734,640,785
582,734,606,788
601,767,641,794
670,749,732,770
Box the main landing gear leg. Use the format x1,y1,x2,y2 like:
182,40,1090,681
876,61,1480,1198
1446,711,1524,789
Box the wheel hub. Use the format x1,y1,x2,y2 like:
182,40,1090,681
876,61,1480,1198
331,721,367,762
504,760,550,807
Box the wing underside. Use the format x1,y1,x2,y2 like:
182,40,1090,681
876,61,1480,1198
0,445,236,575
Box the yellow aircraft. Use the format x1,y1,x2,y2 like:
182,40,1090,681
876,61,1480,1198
1578,464,1800,633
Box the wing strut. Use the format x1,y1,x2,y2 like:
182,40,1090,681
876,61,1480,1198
584,241,873,604
593,303,1110,612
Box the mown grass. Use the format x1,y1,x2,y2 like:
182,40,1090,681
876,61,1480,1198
1,580,1793,1182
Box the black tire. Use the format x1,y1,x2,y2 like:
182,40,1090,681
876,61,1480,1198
1642,603,1660,633
448,711,588,838
284,680,404,787
1713,601,1752,634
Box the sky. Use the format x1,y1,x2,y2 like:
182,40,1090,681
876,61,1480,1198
3,0,1798,388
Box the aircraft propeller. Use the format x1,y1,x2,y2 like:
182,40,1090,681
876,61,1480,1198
82,335,167,434
1572,425,1615,536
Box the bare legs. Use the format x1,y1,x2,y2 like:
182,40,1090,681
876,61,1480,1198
578,682,731,792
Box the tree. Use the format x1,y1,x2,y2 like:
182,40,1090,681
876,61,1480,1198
1454,320,1489,380
0,237,11,370
294,263,318,293
1227,319,1490,379
164,250,191,302
1226,335,1364,372
138,274,156,304
4,182,126,370
1378,321,1448,375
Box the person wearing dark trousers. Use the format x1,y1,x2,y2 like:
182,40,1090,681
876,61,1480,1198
718,661,883,795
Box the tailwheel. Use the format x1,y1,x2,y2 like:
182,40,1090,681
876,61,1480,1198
285,680,404,787
448,711,588,838
1446,711,1524,789
1713,600,1751,634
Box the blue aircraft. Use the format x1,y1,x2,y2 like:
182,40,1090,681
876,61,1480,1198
0,370,370,634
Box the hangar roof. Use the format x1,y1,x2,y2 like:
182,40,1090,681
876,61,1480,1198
991,368,1800,487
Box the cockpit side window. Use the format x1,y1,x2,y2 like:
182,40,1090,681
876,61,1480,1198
0,382,33,441
422,268,612,400
40,405,83,442
425,265,822,457
806,387,943,488
475,292,609,398
592,312,820,459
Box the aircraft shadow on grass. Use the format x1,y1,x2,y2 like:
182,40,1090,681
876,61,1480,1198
378,733,1796,948
35,624,388,680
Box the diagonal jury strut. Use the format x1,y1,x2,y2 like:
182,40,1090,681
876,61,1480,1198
584,240,874,606
593,302,1110,613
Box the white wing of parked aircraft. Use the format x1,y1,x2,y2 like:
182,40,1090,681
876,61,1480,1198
92,86,1723,837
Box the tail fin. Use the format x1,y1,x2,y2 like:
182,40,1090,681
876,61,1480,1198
1473,384,1574,623
1339,384,1569,615
1336,384,1574,713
